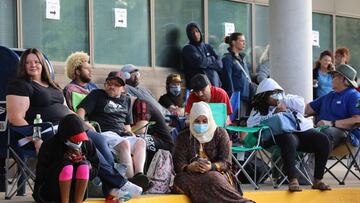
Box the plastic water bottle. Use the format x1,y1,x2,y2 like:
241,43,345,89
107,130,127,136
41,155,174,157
32,114,42,141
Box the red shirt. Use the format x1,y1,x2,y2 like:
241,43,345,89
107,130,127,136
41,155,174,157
185,86,233,115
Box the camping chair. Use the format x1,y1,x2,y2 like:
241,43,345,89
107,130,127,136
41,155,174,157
71,92,101,132
321,127,360,185
5,122,55,199
208,103,271,189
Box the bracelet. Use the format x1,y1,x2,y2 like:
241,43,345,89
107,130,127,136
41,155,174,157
332,120,336,127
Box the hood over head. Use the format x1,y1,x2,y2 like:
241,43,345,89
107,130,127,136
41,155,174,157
186,22,203,45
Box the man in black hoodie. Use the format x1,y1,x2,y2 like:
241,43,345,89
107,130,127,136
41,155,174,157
182,22,223,89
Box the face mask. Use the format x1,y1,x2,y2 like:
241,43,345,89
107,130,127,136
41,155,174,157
65,140,83,149
193,123,209,134
169,85,181,96
270,92,284,100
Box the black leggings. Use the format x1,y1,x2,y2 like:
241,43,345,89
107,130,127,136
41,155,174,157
273,129,331,180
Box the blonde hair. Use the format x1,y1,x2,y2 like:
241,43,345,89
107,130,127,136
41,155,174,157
65,51,89,80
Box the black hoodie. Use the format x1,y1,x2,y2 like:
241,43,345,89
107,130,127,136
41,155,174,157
182,22,223,89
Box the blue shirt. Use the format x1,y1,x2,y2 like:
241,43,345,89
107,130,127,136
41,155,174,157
316,70,333,98
310,87,360,145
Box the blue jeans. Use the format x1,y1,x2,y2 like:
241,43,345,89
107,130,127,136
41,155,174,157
87,130,115,165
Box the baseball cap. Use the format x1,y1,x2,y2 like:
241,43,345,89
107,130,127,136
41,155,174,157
58,114,88,143
166,74,182,84
191,74,210,91
121,64,139,74
106,71,128,86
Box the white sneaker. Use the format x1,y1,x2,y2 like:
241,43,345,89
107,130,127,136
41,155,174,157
118,181,143,198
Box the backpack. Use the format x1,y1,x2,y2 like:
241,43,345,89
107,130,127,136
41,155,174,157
146,149,175,194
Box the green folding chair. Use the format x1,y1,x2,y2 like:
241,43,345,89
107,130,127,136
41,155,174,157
208,103,272,189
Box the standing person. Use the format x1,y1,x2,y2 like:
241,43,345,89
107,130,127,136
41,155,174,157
313,50,334,99
33,114,99,203
334,47,350,65
221,32,252,116
306,64,360,148
158,73,184,116
63,51,98,111
247,78,331,192
173,102,254,203
182,22,223,89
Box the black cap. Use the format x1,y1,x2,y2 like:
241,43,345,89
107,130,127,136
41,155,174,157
58,114,88,143
191,74,210,91
106,71,127,86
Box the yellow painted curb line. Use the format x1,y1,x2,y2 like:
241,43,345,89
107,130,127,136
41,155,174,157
85,188,360,203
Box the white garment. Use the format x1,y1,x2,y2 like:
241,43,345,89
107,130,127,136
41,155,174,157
101,131,141,154
189,102,217,144
247,79,313,132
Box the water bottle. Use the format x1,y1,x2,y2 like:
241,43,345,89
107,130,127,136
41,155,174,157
32,114,42,141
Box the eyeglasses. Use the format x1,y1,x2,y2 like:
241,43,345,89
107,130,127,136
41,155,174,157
130,71,140,78
105,80,122,87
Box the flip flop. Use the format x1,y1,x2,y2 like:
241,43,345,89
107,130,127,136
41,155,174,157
288,181,302,192
312,182,332,191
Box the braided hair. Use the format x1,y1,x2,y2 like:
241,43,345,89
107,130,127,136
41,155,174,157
251,89,283,115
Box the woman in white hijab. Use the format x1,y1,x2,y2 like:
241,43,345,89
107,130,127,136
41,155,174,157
247,78,331,192
173,102,254,203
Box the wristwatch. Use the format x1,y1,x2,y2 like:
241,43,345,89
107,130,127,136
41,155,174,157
331,120,336,127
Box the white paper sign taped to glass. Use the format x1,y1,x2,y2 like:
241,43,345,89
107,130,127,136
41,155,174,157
46,0,60,20
115,8,127,28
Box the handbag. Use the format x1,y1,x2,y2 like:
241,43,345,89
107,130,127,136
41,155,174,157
233,59,257,99
260,111,301,143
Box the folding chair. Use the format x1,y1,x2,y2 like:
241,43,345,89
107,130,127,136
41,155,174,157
208,103,271,190
323,130,360,185
5,122,54,199
72,92,101,132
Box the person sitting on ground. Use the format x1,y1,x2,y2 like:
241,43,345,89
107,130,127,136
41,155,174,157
77,71,149,186
120,64,170,117
173,101,254,203
132,98,175,168
247,78,331,191
63,51,98,111
158,73,184,116
305,64,360,148
6,48,141,201
185,74,232,124
33,114,99,203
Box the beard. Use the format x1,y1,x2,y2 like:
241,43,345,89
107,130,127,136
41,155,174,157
79,73,91,83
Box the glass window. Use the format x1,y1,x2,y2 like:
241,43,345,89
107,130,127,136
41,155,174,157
336,16,360,77
312,13,333,65
0,0,17,47
208,0,252,72
93,0,150,66
255,5,269,72
155,0,203,69
22,0,88,61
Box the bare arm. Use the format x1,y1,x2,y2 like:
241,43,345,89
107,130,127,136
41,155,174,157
76,107,95,131
6,95,30,126
317,115,360,130
131,120,148,134
305,103,317,117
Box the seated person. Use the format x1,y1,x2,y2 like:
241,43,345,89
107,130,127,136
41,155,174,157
77,71,148,183
6,48,141,201
247,78,331,191
121,64,170,117
173,102,253,203
132,98,175,166
63,51,98,111
158,73,184,116
34,114,99,203
185,74,232,124
305,64,360,148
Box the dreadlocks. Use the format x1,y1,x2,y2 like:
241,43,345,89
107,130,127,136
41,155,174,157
251,90,282,115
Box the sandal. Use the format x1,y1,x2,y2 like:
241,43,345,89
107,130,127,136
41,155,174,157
288,179,302,192
312,181,331,191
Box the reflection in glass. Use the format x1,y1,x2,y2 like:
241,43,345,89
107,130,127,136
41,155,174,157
313,13,333,65
155,0,203,69
0,0,17,47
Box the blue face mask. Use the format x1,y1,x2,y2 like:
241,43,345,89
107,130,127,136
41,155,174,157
193,123,209,134
169,85,181,96
65,140,83,149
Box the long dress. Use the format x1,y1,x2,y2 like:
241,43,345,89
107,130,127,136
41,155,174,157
173,127,248,203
